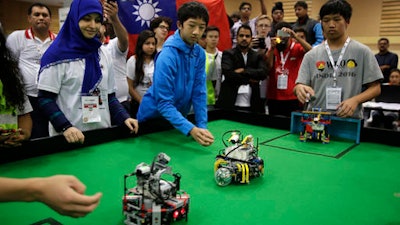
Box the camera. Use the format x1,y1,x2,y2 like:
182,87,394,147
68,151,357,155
258,37,266,49
277,29,290,38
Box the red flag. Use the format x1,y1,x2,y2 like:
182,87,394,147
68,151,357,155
176,0,232,51
118,0,231,58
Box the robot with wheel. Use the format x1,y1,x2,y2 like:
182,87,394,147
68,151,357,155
214,131,264,186
122,153,190,225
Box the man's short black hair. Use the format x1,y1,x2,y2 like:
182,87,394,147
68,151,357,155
150,16,173,31
294,1,308,9
239,2,252,10
320,0,352,23
237,24,252,37
28,3,52,17
178,1,209,26
378,37,389,44
205,25,220,35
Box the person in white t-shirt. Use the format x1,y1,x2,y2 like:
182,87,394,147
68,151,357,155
100,1,130,115
37,0,138,144
126,30,156,117
230,0,267,48
6,3,56,139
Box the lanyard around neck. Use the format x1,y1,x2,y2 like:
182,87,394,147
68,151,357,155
279,42,295,70
324,37,351,87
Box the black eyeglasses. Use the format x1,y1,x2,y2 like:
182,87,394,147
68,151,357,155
158,25,170,31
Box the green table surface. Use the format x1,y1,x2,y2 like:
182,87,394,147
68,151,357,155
0,119,399,225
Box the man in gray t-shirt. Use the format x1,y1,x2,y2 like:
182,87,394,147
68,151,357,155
293,0,382,119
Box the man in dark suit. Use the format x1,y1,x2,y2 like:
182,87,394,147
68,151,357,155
217,24,268,113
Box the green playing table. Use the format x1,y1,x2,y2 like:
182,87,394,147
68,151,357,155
0,111,399,225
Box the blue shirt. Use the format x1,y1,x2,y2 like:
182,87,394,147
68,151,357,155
137,30,208,135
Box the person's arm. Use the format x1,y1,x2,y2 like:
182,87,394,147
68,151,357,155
259,0,267,15
312,23,324,47
281,27,312,52
5,31,21,59
104,1,128,52
293,33,312,52
293,83,315,104
1,113,32,147
265,40,275,71
190,52,214,146
336,81,381,117
242,51,268,80
38,90,85,144
0,175,102,218
221,50,249,84
107,93,138,133
391,54,399,69
127,78,142,103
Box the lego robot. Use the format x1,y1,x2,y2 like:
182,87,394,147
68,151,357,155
122,153,190,225
214,130,264,186
299,108,331,143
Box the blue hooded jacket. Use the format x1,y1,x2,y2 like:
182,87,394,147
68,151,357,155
137,30,207,135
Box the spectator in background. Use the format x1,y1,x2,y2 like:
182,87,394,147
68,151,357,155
388,68,400,86
0,22,32,147
6,3,56,139
136,2,214,147
230,0,267,48
127,30,156,117
294,0,383,119
265,22,311,117
375,37,398,83
150,16,173,52
37,0,138,144
370,68,400,129
294,27,307,41
100,0,130,117
228,11,241,28
251,15,272,52
292,1,324,47
204,26,222,106
269,2,285,37
252,15,272,113
217,24,268,114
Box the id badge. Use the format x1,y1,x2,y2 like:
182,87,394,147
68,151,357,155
82,96,101,123
326,87,342,110
277,74,288,90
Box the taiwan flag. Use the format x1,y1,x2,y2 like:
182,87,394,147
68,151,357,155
117,0,231,57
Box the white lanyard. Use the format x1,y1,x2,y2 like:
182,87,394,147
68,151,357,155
324,37,351,87
279,42,295,70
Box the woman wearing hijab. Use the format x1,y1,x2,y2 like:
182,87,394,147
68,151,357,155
38,0,138,144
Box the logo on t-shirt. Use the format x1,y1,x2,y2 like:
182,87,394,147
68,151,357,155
316,61,326,72
346,59,357,69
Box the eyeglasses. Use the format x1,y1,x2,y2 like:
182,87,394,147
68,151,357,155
158,25,170,31
258,24,271,29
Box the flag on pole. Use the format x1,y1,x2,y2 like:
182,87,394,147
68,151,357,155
117,0,231,57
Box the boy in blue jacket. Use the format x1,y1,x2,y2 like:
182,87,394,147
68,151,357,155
137,2,214,146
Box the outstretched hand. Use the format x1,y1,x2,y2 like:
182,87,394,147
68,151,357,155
35,175,102,218
190,127,214,146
